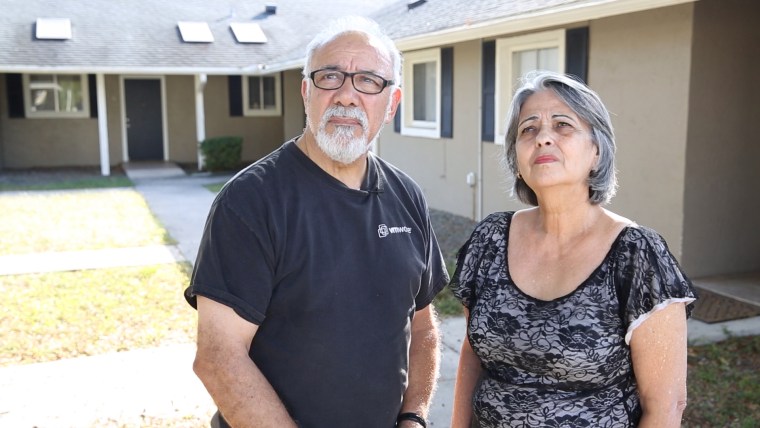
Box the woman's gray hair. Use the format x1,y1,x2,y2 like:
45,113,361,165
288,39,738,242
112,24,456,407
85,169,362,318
504,70,618,205
302,16,402,89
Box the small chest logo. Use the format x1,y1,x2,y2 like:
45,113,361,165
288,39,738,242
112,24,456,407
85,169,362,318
378,224,412,238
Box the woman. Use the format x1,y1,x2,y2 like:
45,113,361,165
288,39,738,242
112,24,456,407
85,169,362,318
450,71,697,427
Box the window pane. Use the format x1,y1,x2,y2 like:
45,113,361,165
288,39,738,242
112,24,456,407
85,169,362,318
538,47,558,71
56,75,84,112
248,76,261,109
29,75,55,112
413,62,436,122
262,76,276,109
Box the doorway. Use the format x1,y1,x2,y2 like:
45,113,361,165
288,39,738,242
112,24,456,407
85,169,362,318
124,78,164,161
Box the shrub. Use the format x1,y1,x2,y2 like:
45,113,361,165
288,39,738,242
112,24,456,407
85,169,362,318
200,136,243,172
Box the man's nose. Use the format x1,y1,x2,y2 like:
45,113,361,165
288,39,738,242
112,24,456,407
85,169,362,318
332,78,361,106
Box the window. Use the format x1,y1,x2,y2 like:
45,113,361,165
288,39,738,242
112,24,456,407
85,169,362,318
401,48,440,138
23,73,89,118
242,74,281,116
494,30,565,144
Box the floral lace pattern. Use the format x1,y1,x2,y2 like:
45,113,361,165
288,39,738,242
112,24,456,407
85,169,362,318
450,212,697,428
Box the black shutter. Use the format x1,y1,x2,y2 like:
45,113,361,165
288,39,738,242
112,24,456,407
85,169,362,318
228,75,243,116
393,106,401,133
88,74,98,118
566,27,589,83
481,41,496,142
440,47,453,139
6,73,25,118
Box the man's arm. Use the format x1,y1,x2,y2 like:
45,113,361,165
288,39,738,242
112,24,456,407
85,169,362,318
398,304,440,427
193,296,297,428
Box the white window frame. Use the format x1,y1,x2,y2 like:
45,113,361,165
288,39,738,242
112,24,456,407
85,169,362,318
242,73,282,117
401,48,441,139
22,73,90,118
494,29,565,144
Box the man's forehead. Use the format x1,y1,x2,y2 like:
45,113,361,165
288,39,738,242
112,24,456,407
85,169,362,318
312,32,392,72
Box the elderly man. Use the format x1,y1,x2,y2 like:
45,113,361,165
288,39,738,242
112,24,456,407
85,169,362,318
184,16,448,428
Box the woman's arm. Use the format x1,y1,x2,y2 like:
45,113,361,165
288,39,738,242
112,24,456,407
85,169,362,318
630,302,689,428
451,309,483,428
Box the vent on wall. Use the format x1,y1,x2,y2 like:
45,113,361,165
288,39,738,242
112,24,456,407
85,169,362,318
407,0,427,9
35,18,72,40
177,21,214,43
230,22,267,43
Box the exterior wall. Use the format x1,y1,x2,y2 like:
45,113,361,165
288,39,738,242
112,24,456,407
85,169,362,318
0,74,100,169
203,75,285,163
283,69,306,141
104,75,125,166
377,40,482,219
588,4,694,258
165,75,198,164
682,0,760,276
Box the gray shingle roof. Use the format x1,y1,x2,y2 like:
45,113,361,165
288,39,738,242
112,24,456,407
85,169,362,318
0,0,397,74
371,0,596,40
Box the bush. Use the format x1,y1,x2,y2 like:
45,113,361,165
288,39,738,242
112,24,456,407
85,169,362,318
200,136,243,172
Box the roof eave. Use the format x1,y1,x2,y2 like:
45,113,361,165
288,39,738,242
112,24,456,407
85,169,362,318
394,0,697,51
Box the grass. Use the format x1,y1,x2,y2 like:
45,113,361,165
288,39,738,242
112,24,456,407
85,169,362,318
0,189,172,256
0,176,132,191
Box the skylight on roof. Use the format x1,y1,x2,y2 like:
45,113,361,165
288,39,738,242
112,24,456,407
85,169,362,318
177,21,214,43
35,18,72,40
230,22,267,44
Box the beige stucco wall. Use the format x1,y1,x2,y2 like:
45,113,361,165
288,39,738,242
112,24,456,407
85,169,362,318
588,4,694,258
681,0,760,277
165,75,199,164
283,69,306,141
203,75,285,163
377,40,482,219
104,75,124,166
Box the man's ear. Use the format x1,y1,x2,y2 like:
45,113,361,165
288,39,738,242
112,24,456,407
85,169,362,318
301,79,309,108
385,88,401,123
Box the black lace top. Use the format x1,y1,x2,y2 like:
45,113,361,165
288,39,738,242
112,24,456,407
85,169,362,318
450,212,697,428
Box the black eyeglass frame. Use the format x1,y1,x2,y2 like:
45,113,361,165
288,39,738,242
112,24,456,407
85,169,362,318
308,68,395,95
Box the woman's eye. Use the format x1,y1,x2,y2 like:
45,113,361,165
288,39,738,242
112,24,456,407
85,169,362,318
520,126,535,135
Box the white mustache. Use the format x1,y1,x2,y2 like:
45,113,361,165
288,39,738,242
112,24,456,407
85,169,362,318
320,105,369,133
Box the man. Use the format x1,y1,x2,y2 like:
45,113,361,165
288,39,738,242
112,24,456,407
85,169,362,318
184,16,449,428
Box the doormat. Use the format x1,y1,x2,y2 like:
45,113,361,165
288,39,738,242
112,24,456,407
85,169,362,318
691,287,760,324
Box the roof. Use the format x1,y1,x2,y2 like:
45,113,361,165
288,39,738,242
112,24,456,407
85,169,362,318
0,0,396,75
1,0,697,75
371,0,696,51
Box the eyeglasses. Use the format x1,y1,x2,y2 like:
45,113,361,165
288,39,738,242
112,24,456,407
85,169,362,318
309,68,394,95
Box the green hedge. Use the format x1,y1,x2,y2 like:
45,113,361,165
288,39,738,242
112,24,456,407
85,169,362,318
200,136,243,172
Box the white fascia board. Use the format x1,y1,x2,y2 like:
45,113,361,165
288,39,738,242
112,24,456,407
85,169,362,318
395,0,697,51
0,65,303,76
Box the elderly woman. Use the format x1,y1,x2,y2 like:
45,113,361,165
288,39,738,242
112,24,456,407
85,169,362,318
449,71,697,428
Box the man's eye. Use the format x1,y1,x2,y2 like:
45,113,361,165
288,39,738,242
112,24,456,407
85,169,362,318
321,72,340,81
358,74,382,86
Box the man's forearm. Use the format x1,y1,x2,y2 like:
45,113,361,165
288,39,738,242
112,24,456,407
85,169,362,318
400,306,441,422
195,349,298,427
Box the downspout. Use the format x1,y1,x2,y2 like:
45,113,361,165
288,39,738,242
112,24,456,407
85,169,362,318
96,73,110,176
476,104,483,221
195,73,207,171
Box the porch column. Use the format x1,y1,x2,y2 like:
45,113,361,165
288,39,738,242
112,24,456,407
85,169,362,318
195,73,208,171
96,73,110,176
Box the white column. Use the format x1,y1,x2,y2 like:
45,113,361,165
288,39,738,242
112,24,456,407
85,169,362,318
96,73,110,176
195,73,207,171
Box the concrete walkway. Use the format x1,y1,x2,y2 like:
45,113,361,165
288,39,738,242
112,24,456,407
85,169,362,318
1,168,759,427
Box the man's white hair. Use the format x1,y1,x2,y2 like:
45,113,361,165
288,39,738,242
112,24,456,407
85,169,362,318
302,15,402,88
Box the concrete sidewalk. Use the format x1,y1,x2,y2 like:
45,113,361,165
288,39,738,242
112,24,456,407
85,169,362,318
1,170,759,427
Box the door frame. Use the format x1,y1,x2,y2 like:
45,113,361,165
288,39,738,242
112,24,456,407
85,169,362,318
119,75,169,162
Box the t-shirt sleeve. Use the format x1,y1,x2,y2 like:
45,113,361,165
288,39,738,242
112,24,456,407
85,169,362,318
413,208,451,310
183,192,275,326
620,227,698,344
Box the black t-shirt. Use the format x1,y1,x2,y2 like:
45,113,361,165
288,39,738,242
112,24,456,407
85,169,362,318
185,138,449,427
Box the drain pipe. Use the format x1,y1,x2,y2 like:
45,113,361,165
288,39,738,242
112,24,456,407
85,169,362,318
195,73,208,171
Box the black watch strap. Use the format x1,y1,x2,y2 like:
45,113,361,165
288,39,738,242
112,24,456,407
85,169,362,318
396,412,427,427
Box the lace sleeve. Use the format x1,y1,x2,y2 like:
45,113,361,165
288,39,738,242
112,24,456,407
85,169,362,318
449,212,510,310
618,226,698,344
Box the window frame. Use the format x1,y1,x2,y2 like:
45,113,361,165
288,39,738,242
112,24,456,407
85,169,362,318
242,73,282,117
22,73,90,118
494,29,565,144
401,48,441,139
